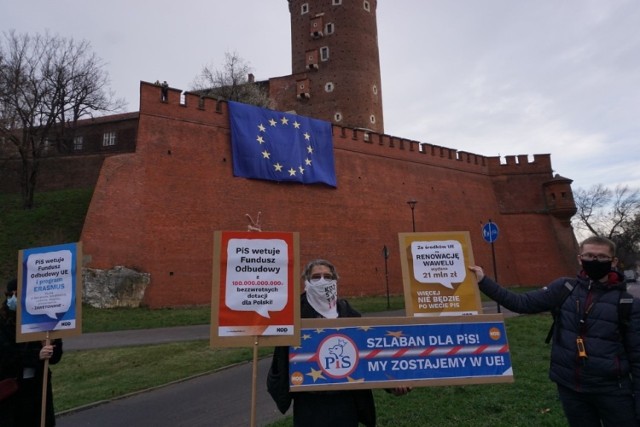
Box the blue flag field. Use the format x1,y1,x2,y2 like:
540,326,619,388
228,101,337,187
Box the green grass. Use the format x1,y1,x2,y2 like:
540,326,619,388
80,295,407,332
0,189,93,284
81,304,213,332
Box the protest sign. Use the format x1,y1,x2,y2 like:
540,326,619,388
399,231,483,317
16,242,83,342
210,231,300,347
289,315,513,391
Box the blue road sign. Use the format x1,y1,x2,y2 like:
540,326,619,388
482,222,499,243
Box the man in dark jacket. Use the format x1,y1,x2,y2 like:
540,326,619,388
469,236,640,427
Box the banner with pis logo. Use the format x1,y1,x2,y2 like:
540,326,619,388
289,315,513,391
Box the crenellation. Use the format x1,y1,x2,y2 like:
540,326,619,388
140,81,551,178
487,153,552,175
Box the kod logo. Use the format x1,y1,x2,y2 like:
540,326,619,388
318,334,358,379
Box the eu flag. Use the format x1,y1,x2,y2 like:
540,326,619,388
228,101,337,187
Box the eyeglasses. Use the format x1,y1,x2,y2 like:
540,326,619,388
579,254,613,262
310,273,336,281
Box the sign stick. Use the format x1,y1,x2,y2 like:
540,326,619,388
40,331,50,427
250,336,260,427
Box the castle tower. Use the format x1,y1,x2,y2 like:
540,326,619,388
277,0,384,133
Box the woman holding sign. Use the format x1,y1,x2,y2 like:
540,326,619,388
267,259,409,426
0,278,63,427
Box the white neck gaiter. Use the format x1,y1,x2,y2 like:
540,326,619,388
305,278,338,318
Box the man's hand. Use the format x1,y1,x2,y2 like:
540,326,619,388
468,266,485,283
388,387,412,396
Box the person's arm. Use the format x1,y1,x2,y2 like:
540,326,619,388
468,266,566,314
266,346,292,414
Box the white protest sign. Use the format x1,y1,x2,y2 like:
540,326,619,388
411,240,466,289
25,249,73,320
225,238,288,318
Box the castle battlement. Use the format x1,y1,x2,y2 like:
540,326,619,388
140,81,553,178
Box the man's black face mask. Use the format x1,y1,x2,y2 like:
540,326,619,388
581,259,612,281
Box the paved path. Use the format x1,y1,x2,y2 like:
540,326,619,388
55,304,515,426
57,357,284,427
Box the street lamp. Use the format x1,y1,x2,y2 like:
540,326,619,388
407,199,417,232
382,245,390,309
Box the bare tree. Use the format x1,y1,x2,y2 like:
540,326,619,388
573,184,640,237
0,31,124,208
573,184,640,266
191,51,272,108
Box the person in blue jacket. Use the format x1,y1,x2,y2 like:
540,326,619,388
469,236,640,427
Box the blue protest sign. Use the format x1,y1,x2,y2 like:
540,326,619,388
17,242,83,342
289,315,513,390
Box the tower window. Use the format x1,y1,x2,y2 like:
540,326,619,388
306,49,319,69
310,16,324,38
370,114,376,124
372,84,378,95
325,82,334,92
301,3,309,14
332,0,342,5
334,112,342,122
320,46,330,61
363,1,370,12
325,22,335,35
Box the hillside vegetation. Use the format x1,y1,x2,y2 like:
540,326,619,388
0,189,93,285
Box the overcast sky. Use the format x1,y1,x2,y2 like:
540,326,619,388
3,0,639,190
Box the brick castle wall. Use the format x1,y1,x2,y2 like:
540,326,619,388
80,82,578,308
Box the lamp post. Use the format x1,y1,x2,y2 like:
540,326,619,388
382,245,390,309
407,199,417,232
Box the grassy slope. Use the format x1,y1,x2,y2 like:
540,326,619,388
0,189,93,284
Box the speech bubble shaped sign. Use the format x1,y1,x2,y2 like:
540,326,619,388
411,240,466,289
225,238,288,318
25,250,73,319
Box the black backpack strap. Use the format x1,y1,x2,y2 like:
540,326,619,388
618,291,634,339
545,280,576,344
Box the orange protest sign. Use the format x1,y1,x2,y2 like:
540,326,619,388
210,231,300,347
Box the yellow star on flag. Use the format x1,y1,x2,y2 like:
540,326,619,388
306,368,325,382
